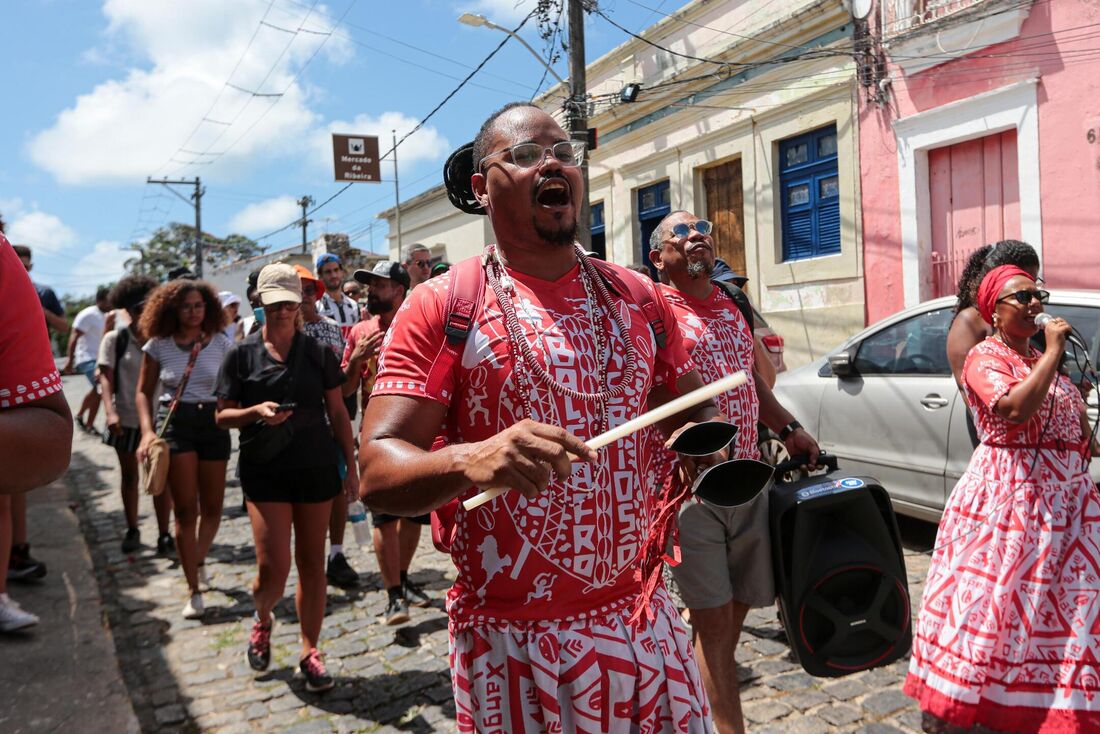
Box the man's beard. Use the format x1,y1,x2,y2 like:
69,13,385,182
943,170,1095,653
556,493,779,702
686,260,714,279
366,296,392,315
533,216,578,246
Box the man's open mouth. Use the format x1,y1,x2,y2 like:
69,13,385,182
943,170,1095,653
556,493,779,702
535,179,571,207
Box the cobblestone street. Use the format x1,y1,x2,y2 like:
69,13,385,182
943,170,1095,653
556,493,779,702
58,375,934,733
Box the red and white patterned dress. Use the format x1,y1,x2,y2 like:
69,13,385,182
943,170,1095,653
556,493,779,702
1,234,64,409
373,258,711,733
905,337,1100,732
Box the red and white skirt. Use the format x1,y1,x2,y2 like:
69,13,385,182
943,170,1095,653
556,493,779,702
450,588,711,733
905,446,1100,732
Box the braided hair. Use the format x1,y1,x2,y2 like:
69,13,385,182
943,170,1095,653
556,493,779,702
955,239,1039,312
443,101,540,216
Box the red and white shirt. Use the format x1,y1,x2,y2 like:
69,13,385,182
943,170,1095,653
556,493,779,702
1,235,63,409
373,259,694,629
658,283,759,460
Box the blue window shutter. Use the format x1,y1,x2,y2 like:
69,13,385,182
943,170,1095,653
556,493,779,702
784,209,814,261
817,199,840,255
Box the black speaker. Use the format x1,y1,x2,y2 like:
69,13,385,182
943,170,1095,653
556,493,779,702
769,457,911,678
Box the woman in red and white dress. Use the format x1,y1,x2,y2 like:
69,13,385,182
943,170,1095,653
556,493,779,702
905,265,1100,733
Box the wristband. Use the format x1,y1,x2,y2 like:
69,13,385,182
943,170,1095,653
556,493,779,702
779,420,803,441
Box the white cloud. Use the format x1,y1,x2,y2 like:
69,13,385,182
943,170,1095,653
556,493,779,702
228,195,301,235
28,0,350,185
3,200,78,254
313,112,450,177
70,240,133,287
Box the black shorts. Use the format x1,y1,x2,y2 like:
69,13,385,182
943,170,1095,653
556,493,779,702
371,512,431,527
242,464,341,504
157,402,231,461
103,426,141,454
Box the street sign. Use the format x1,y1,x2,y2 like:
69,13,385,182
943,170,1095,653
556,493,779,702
332,133,381,183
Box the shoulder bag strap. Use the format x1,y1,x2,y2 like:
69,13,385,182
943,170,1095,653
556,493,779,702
591,259,668,349
156,336,204,439
424,253,486,397
712,280,755,335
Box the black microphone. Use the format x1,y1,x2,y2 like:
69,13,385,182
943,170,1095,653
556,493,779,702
1034,312,1090,353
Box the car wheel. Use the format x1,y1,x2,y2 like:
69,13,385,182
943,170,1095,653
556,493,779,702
757,427,804,484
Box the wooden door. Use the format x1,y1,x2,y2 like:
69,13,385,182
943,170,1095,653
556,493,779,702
928,130,1020,298
704,161,746,278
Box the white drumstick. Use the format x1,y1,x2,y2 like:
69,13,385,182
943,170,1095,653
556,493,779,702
462,370,748,511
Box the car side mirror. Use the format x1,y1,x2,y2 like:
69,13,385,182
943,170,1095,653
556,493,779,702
828,349,857,379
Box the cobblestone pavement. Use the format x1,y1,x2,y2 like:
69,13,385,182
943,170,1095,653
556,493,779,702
61,376,936,733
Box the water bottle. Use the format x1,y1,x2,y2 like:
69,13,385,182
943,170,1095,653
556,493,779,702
348,500,370,546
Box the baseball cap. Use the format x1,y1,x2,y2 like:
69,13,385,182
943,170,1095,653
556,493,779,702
292,264,324,301
316,253,341,270
353,260,411,290
431,261,451,277
218,291,242,308
257,263,302,305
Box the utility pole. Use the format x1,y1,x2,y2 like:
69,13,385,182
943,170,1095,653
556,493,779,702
297,195,314,254
147,176,205,277
566,0,591,250
392,130,402,256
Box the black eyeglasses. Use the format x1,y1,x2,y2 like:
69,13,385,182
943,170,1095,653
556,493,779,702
998,289,1050,306
479,141,586,171
670,220,713,238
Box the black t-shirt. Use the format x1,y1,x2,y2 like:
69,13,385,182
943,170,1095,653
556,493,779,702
216,331,345,476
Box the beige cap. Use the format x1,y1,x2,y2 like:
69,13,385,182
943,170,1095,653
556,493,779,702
257,263,302,305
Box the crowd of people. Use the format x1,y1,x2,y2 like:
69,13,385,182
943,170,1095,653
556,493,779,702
2,100,1099,733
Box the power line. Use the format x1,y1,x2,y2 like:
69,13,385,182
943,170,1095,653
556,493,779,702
252,6,539,243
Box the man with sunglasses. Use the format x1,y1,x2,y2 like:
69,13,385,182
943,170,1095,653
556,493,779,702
359,103,719,732
402,244,432,290
648,210,821,734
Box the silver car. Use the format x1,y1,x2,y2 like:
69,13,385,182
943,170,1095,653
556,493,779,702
767,290,1100,521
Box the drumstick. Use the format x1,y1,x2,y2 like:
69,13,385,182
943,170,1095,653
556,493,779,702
462,370,748,511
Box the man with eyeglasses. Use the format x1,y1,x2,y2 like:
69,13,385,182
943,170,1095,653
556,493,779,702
402,244,432,290
648,210,821,734
359,102,720,732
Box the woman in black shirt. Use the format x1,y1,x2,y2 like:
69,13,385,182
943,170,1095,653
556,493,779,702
215,263,357,692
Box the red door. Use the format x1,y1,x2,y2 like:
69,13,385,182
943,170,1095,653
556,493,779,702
928,130,1021,298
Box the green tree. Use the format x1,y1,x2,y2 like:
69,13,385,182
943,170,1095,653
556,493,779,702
125,223,263,280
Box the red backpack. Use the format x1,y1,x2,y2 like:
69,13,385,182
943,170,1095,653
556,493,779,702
429,249,670,554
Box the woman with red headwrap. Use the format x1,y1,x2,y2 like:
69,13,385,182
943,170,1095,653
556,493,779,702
905,265,1100,733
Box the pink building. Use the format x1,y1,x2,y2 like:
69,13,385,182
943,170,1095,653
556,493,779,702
859,0,1100,323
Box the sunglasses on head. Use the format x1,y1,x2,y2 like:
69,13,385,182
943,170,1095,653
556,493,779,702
670,220,713,238
998,289,1050,306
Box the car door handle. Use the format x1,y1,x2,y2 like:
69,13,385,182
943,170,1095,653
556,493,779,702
920,394,949,409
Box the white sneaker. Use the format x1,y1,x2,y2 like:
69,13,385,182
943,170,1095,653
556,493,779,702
182,593,204,620
0,593,39,632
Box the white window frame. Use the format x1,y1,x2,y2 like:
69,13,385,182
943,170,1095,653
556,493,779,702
893,78,1041,307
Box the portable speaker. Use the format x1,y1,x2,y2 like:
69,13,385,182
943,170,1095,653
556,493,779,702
769,457,911,677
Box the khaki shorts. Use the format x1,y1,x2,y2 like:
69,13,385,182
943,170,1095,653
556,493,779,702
669,490,775,610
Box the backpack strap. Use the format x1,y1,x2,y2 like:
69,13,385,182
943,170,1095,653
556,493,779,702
590,259,668,349
424,254,486,397
113,324,130,377
712,279,755,335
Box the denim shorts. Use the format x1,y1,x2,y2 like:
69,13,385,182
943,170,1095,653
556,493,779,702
156,402,231,461
75,359,97,386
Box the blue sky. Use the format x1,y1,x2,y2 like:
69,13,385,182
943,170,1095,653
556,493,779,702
2,0,672,297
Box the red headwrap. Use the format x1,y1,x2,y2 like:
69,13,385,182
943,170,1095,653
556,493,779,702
976,265,1033,324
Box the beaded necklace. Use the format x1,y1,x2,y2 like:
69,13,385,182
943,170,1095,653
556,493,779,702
484,244,639,436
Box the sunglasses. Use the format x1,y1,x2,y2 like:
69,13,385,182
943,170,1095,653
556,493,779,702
670,220,713,238
998,289,1050,306
480,140,586,171
411,260,431,269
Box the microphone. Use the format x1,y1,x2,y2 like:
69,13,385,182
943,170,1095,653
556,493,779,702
1034,312,1090,353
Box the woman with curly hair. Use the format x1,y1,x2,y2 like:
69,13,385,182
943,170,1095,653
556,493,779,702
98,275,174,555
136,279,233,619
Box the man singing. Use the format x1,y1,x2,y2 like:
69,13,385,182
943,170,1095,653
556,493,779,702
649,210,820,734
359,103,716,732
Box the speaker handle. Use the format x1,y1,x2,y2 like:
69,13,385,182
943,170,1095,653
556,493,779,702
773,451,838,478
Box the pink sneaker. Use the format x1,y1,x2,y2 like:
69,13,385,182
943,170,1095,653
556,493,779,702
299,648,333,692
